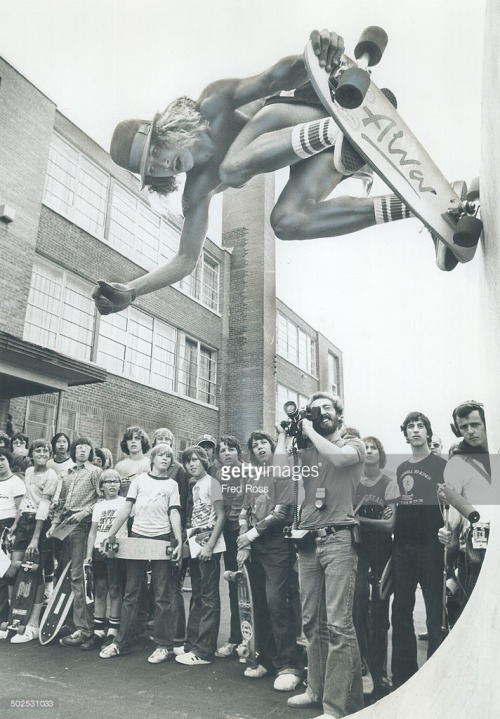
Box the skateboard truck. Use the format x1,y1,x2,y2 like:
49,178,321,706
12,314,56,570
335,27,389,108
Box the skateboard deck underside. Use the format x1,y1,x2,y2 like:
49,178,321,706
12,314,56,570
39,562,74,645
106,536,175,560
226,566,256,662
304,42,477,264
4,563,41,633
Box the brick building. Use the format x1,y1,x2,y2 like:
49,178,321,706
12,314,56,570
0,55,343,461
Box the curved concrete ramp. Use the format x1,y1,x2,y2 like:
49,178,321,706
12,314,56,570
345,1,500,716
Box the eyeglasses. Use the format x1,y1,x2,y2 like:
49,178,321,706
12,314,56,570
102,480,121,484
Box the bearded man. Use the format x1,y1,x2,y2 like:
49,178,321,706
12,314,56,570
275,392,365,719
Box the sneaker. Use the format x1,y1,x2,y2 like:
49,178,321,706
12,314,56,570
11,625,39,644
173,645,186,656
99,641,122,659
244,664,269,679
287,692,322,709
80,634,103,651
59,629,89,647
215,642,237,658
175,651,211,666
274,673,301,691
148,646,175,664
0,629,9,640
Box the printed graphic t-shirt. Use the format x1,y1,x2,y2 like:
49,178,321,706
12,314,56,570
92,496,128,547
191,474,223,530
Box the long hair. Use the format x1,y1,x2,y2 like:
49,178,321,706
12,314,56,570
147,97,208,196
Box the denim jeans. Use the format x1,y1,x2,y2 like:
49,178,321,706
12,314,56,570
353,538,392,682
116,534,176,652
65,521,93,635
222,526,242,644
391,541,444,688
249,533,302,674
299,529,363,718
185,555,220,660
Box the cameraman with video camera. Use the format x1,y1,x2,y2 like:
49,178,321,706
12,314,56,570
275,392,365,719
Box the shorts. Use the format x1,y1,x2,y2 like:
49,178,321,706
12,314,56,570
12,513,50,553
92,549,125,588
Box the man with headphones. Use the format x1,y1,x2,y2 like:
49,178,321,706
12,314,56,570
438,401,492,610
391,411,446,689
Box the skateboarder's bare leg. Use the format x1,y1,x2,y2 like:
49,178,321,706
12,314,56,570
222,103,412,238
269,152,393,241
220,103,334,186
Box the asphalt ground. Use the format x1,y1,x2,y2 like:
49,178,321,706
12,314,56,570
0,577,429,719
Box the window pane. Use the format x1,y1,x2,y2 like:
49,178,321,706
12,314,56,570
73,156,108,237
24,263,63,349
44,137,78,215
202,255,220,312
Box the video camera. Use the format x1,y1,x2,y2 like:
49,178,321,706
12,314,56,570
280,401,321,449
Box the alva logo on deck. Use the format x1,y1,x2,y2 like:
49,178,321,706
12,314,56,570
360,106,437,196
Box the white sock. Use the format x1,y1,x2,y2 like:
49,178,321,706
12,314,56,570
291,117,339,159
373,195,414,224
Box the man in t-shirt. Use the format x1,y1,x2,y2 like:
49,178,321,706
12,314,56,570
275,392,365,719
438,400,492,609
391,411,446,689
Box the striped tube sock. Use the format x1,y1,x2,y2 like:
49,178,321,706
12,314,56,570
291,117,339,159
373,195,414,224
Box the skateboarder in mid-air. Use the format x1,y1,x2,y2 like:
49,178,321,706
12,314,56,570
93,29,413,315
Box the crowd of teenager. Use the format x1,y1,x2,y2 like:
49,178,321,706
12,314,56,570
0,395,492,719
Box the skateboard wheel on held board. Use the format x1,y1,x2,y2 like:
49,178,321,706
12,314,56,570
237,644,250,658
336,67,370,109
354,26,389,66
453,215,483,248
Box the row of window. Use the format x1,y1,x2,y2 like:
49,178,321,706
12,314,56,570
24,397,195,464
276,312,317,376
24,260,218,406
44,134,220,312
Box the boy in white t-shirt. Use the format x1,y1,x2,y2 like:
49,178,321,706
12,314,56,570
99,444,182,664
7,440,58,643
83,469,127,651
0,448,26,633
175,446,226,666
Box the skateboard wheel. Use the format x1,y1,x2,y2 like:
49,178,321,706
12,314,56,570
336,67,370,109
237,645,249,658
380,88,397,109
354,26,388,66
454,216,483,248
467,176,480,201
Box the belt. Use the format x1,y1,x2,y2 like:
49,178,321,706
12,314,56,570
310,525,352,538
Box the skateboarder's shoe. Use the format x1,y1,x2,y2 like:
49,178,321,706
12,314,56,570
175,651,212,666
287,691,322,709
91,281,137,316
244,664,269,679
10,625,39,643
215,641,237,658
0,629,9,640
60,629,90,647
274,673,302,692
148,646,175,664
173,645,186,656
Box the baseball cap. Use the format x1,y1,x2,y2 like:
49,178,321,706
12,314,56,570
196,434,216,448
